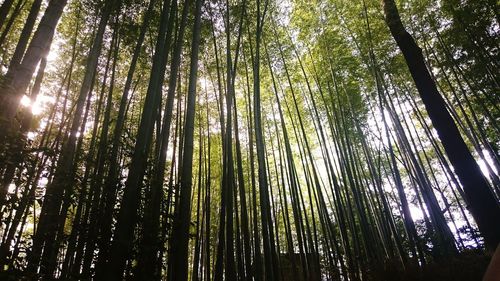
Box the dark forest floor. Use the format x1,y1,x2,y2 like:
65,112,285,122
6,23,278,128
367,249,492,281
0,249,493,281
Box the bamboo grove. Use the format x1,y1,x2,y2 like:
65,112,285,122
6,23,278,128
0,0,498,280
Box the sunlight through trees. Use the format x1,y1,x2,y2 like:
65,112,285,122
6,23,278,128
0,0,498,280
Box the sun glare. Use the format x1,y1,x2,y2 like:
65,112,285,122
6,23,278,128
19,94,49,116
31,99,44,115
20,95,31,107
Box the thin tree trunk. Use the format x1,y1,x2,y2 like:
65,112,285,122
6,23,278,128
168,0,202,279
8,0,43,70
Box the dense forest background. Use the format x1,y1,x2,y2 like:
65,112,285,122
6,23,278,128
0,0,499,280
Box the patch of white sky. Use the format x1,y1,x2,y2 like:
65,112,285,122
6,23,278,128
273,0,292,26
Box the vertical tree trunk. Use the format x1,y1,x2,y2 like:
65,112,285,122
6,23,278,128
252,1,280,280
168,0,202,280
135,0,180,278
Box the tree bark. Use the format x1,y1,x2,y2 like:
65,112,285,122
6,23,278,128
168,0,202,280
8,0,43,70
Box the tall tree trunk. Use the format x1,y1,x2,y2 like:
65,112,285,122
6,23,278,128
135,0,181,278
252,1,279,280
8,0,43,70
168,0,202,280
